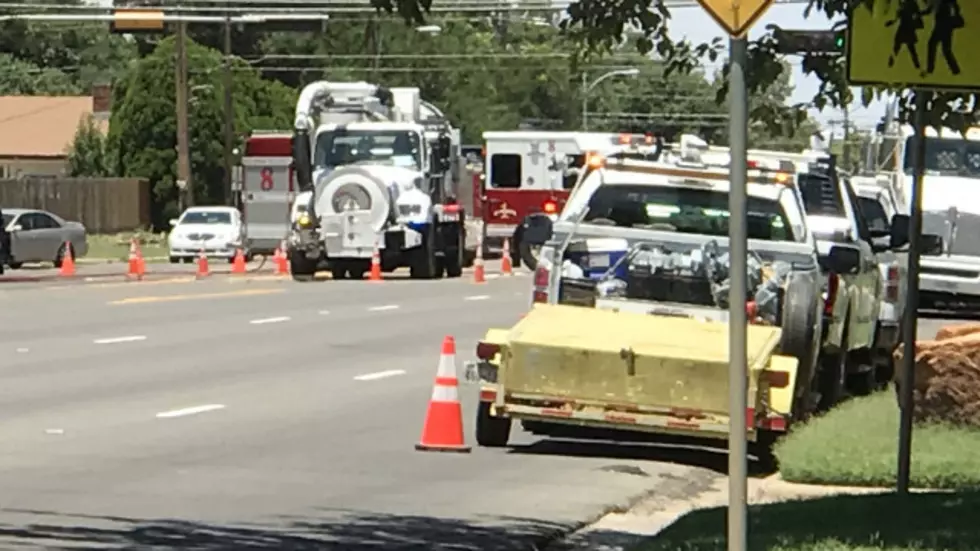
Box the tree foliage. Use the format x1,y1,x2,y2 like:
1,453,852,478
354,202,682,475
366,0,977,132
106,37,295,226
66,115,110,177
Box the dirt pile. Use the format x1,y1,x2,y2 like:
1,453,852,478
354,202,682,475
893,323,980,427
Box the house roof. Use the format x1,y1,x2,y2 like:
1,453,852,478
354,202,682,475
0,96,108,158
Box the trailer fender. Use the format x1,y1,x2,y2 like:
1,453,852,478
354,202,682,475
766,355,800,419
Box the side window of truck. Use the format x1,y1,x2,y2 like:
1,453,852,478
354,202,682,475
840,177,873,244
797,173,845,217
489,154,522,189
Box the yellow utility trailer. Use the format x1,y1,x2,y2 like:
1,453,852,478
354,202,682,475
471,303,799,449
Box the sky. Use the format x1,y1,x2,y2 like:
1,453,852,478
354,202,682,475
666,2,889,135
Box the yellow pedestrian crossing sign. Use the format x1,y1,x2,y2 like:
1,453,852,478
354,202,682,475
847,0,976,90
696,0,774,38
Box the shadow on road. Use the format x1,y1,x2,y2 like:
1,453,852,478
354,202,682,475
509,436,776,478
0,508,610,550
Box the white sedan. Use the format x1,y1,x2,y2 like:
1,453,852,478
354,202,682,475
168,206,247,263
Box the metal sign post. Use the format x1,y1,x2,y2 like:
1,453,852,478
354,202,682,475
694,1,772,549
726,36,749,551
897,91,928,494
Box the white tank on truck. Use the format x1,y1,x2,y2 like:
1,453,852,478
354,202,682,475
287,80,468,281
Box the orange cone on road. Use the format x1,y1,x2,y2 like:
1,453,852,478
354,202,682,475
368,244,382,282
416,336,471,453
274,241,290,276
501,238,513,276
58,242,75,277
231,248,247,275
472,237,486,284
127,238,144,280
195,249,210,278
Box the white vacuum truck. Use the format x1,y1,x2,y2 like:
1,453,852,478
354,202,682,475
287,80,466,281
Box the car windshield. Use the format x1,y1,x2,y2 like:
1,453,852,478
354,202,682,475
314,129,422,170
582,184,795,241
904,136,980,178
180,211,231,225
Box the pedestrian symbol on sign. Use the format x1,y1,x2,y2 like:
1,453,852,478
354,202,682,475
848,0,973,89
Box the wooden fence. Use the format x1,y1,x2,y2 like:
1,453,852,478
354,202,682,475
0,177,150,233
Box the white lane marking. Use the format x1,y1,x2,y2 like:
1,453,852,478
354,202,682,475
16,347,28,353
318,310,331,315
249,316,291,325
367,305,399,312
155,404,226,419
464,294,490,301
44,428,64,435
93,335,147,345
354,369,406,381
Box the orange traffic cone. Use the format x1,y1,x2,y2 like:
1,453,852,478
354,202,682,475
195,249,210,278
231,248,247,275
501,238,513,276
127,239,144,280
472,237,486,284
58,242,75,277
274,242,289,276
416,336,471,453
368,244,382,282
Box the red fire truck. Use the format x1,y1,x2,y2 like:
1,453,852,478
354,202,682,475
480,131,667,268
239,132,295,255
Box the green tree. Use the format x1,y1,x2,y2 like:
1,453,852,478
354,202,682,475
367,0,978,132
107,36,295,227
0,53,79,95
66,114,110,177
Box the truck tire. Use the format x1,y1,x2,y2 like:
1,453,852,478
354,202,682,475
778,275,817,361
818,323,849,411
475,402,511,447
444,223,464,278
409,223,442,280
289,249,317,282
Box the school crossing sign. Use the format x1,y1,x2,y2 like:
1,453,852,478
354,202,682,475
847,0,977,90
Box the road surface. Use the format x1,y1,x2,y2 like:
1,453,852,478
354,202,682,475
0,273,963,550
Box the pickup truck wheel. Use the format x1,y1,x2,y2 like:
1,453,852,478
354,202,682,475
475,402,511,447
817,343,848,411
443,224,464,278
753,430,781,473
409,224,441,279
330,265,349,280
847,370,877,396
779,275,819,372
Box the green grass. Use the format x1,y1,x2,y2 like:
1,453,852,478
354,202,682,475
85,232,169,262
774,390,980,489
632,491,980,551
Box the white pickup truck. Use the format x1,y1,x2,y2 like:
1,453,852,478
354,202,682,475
791,160,896,405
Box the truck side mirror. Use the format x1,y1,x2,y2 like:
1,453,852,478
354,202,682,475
827,244,861,275
922,234,945,256
889,214,910,249
522,214,554,246
432,134,452,173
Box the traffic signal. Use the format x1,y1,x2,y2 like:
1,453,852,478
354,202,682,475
771,27,847,56
108,8,165,34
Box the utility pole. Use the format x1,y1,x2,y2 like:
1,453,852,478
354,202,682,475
175,20,193,208
842,106,852,170
223,14,235,208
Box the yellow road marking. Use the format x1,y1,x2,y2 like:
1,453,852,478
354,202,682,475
109,287,285,305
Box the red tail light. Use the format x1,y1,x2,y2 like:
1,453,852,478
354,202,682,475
885,265,900,302
532,264,550,303
824,274,840,315
747,160,759,169
476,342,501,360
542,200,558,215
746,301,758,321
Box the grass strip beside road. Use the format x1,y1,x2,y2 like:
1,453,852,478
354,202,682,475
86,232,168,262
774,390,980,490
632,490,980,551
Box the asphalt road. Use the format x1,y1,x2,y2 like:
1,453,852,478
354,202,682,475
0,271,964,550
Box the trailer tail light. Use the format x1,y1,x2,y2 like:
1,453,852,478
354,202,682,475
532,263,550,303
746,300,758,321
885,265,900,302
542,199,558,215
763,370,790,389
476,342,500,360
824,273,840,316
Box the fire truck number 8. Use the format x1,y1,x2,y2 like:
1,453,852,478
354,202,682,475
259,167,274,191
